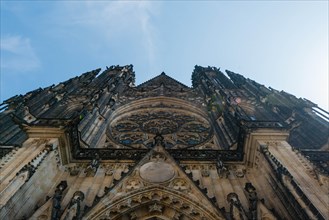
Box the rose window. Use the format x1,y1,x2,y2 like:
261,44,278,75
107,108,212,149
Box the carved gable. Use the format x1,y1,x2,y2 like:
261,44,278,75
84,141,224,220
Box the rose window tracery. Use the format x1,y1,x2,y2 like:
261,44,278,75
143,119,178,134
107,108,212,149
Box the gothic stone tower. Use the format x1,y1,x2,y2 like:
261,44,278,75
0,65,328,220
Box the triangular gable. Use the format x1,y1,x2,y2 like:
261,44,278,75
138,72,189,90
83,140,224,220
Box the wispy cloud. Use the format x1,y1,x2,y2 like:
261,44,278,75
52,1,159,67
0,35,41,73
138,2,158,68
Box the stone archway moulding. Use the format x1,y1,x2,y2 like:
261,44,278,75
84,185,224,220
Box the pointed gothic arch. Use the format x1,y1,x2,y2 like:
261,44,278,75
84,185,224,220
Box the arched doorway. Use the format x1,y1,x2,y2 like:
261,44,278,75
84,186,224,220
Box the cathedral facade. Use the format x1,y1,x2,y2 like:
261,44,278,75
0,65,328,220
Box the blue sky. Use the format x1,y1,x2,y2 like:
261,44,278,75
1,1,328,110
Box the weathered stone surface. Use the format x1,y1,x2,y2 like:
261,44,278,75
0,65,328,220
140,161,175,183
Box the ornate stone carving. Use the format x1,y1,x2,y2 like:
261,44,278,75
51,181,67,220
125,178,143,191
0,147,17,163
65,164,84,176
168,149,243,161
108,107,212,149
62,191,85,220
130,211,137,219
1,65,328,220
0,170,30,208
245,183,258,220
264,141,281,147
17,163,35,180
201,168,210,177
31,138,51,146
227,193,247,220
230,165,246,178
85,153,101,176
216,155,229,178
87,186,224,220
148,202,163,213
171,178,190,191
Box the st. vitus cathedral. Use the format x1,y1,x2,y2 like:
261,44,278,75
0,65,328,220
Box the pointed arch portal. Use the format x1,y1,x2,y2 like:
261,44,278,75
84,186,224,220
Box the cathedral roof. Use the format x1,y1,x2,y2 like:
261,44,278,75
0,65,328,174
138,72,189,89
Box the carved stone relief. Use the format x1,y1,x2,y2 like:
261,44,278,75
87,187,224,220
107,107,213,149
83,145,224,220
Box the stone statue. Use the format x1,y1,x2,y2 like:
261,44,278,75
216,155,229,178
85,153,101,176
227,193,248,220
245,182,258,220
51,181,68,220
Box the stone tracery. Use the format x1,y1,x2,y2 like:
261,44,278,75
107,107,213,149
